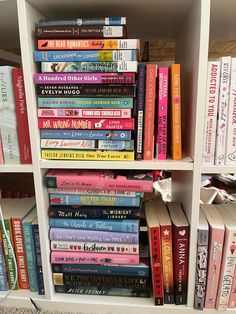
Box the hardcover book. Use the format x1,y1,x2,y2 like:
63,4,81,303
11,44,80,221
38,17,127,26
45,169,153,192
166,202,189,305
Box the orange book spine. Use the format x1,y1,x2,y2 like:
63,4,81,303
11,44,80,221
143,64,157,160
170,64,182,160
11,218,29,289
161,224,174,304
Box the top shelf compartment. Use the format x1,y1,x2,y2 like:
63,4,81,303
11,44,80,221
26,0,195,39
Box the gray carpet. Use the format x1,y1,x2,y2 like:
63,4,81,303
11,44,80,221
0,308,75,313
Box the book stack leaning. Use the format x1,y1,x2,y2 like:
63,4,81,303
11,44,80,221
46,169,153,297
34,17,139,161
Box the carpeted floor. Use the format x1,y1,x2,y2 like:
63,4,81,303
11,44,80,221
0,308,76,314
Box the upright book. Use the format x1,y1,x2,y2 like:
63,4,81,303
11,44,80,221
201,204,225,309
166,202,189,305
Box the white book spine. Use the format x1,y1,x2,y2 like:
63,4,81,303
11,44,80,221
0,66,20,164
226,58,236,164
215,56,231,165
216,229,236,311
202,61,221,165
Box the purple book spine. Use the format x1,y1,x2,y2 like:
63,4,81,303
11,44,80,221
49,228,138,244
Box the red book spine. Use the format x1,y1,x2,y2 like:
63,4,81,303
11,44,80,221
143,64,157,160
172,225,189,305
150,226,164,305
12,68,32,164
11,218,29,289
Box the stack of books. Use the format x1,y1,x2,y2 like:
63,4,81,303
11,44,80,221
0,66,32,165
45,169,153,297
33,17,139,161
194,204,236,310
0,197,44,294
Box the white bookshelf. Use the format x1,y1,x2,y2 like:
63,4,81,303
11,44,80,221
0,0,235,312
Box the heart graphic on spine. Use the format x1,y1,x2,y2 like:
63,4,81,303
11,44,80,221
179,230,186,236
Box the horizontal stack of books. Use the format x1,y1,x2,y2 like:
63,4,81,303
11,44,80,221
45,169,153,297
194,204,236,310
34,17,139,161
0,197,44,294
0,66,32,165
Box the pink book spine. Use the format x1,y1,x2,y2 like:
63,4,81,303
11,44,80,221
46,170,153,192
0,136,4,164
204,228,225,309
228,268,236,308
51,251,139,265
37,108,131,118
38,118,134,130
156,67,168,160
34,73,135,84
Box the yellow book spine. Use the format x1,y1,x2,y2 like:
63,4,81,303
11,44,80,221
41,150,134,161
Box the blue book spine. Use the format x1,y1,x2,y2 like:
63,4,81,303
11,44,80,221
49,194,140,207
38,17,126,27
49,218,139,233
51,263,149,277
34,50,137,62
40,130,132,141
22,223,38,292
37,97,133,108
31,224,45,295
0,244,8,290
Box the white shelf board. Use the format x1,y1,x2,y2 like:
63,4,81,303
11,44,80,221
0,290,45,309
0,164,33,173
26,0,195,39
40,156,193,170
201,165,236,174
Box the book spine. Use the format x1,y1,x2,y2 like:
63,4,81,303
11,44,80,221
36,26,126,39
204,228,224,308
202,61,221,165
172,225,189,305
41,61,138,73
38,17,127,26
53,273,147,289
194,228,209,310
51,241,139,254
34,50,138,62
49,194,140,207
40,130,132,140
38,108,132,118
54,284,149,297
38,118,134,130
42,150,134,161
228,267,236,308
51,251,139,265
38,39,140,50
49,218,139,233
143,64,157,160
0,234,8,290
48,206,142,220
1,219,18,289
135,64,146,160
31,224,45,295
48,190,142,197
51,263,149,277
0,136,4,164
149,226,164,305
22,222,38,292
157,67,168,160
49,228,139,244
161,224,174,304
37,97,133,108
41,139,134,151
226,58,236,164
34,73,135,85
12,68,32,164
11,218,29,289
214,57,231,165
170,64,182,160
216,229,236,310
0,67,20,164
